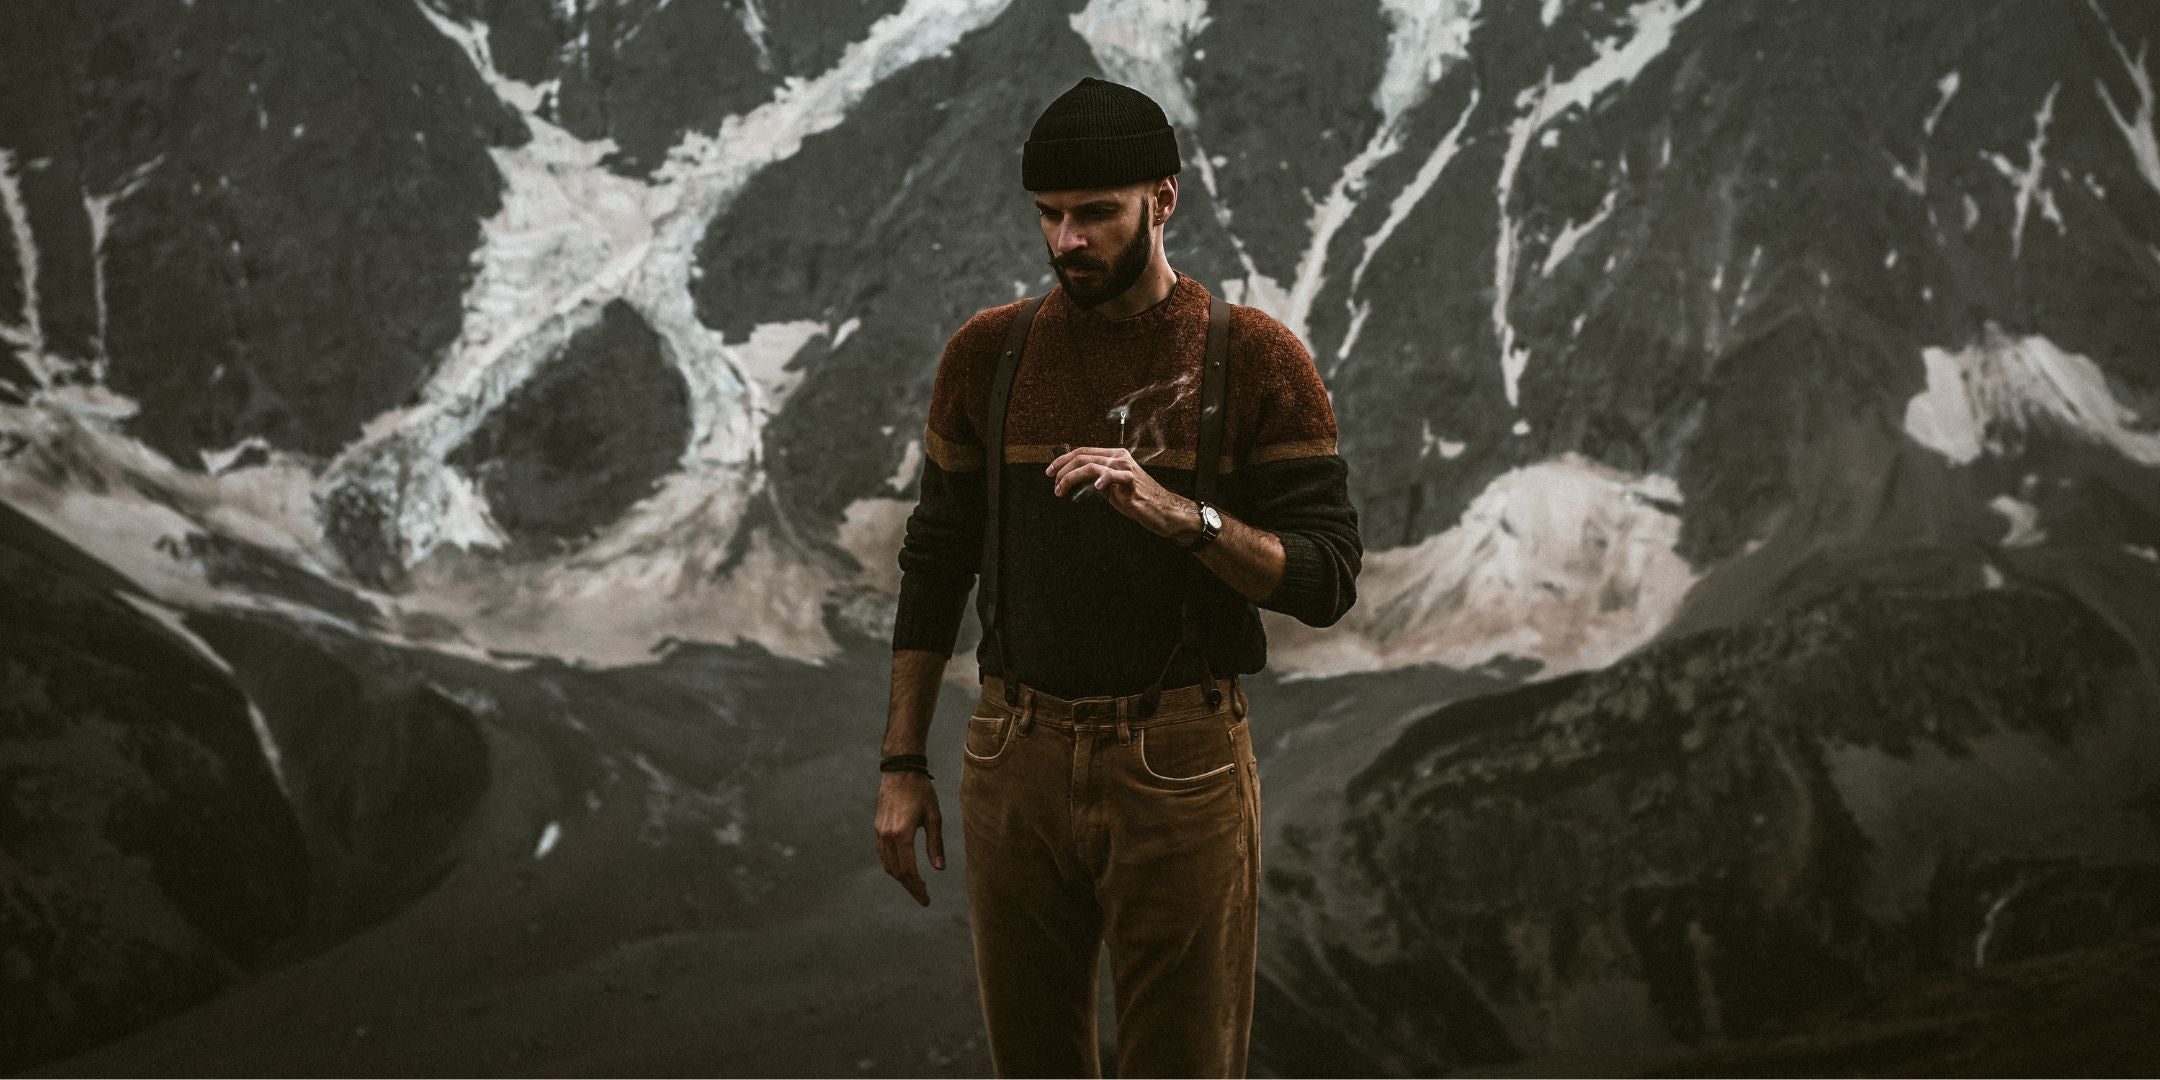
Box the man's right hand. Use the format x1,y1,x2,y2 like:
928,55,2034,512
875,769,945,906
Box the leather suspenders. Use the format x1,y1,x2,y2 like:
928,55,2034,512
977,290,1232,714
1156,291,1234,714
979,293,1047,706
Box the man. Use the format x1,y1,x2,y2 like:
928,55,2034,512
873,76,1361,1078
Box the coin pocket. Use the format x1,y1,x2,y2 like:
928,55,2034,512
962,712,1014,763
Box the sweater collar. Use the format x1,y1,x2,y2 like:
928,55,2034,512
1052,272,1206,339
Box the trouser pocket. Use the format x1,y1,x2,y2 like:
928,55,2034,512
1133,714,1239,786
961,708,1016,765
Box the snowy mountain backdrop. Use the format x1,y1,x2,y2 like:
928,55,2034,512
4,0,2159,1073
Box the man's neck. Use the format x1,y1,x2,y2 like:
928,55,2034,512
1084,255,1178,321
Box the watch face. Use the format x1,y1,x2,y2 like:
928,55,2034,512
1201,504,1222,530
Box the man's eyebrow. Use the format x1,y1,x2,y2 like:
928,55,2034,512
1034,199,1122,214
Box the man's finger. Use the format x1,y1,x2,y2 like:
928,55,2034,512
896,851,930,906
927,815,946,872
1046,446,1113,475
1095,467,1136,490
1053,461,1106,498
875,821,902,878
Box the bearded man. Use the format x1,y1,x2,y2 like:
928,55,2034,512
873,76,1362,1078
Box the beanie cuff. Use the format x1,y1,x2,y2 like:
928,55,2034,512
1022,127,1182,191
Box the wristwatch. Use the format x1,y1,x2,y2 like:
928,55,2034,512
1182,500,1223,552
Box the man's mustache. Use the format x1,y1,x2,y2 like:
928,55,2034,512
1049,251,1108,272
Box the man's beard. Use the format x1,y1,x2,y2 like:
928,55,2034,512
1049,206,1153,310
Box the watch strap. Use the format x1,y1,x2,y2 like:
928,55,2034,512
1182,500,1221,551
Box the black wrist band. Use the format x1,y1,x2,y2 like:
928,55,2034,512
881,754,933,780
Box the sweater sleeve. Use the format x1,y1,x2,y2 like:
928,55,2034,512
892,457,984,653
890,304,1011,654
1230,310,1363,628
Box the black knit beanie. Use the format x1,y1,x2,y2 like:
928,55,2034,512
1022,77,1182,191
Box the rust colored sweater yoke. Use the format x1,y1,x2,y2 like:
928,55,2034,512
895,274,1362,698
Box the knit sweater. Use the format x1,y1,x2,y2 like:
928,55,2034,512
893,274,1362,698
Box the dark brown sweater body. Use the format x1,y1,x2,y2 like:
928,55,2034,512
893,275,1362,698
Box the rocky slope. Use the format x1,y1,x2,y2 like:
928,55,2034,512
1256,571,2160,1074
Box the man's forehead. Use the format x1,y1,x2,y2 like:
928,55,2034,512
1032,182,1151,211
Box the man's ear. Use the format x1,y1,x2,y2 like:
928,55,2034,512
1155,175,1179,223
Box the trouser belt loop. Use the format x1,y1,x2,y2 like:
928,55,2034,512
1016,685,1035,736
1114,696,1133,745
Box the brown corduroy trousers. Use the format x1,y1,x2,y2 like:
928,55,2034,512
960,674,1261,1078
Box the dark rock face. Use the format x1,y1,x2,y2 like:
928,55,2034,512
1648,924,2160,1076
0,500,499,1073
1321,0,2160,560
1258,584,2160,1074
691,1,1106,543
4,0,522,463
438,0,903,177
185,612,493,936
0,502,307,1072
447,298,691,556
1187,3,1392,285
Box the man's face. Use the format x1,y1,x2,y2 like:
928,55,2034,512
1036,184,1155,310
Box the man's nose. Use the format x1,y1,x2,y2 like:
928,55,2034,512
1052,220,1087,255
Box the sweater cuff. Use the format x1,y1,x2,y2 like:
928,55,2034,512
892,570,973,654
1262,531,1338,628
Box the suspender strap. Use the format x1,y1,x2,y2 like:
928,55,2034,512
979,293,1046,704
1195,291,1232,505
1139,293,1232,718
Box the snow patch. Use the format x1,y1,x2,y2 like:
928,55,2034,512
737,0,774,69
1924,70,1960,136
1279,0,1471,345
296,0,1016,668
829,315,862,352
0,148,51,382
1350,85,1479,296
1493,0,1705,409
836,495,915,597
1981,82,2063,259
1904,324,2160,467
1540,186,1618,277
201,435,272,476
392,480,844,667
1335,300,1372,367
1988,494,2046,548
1067,0,1211,127
436,466,508,552
1420,418,1466,460
888,438,923,491
2089,0,2160,198
534,820,562,859
729,318,830,421
1268,453,1696,679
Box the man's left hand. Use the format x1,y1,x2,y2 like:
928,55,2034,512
1046,446,1192,542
